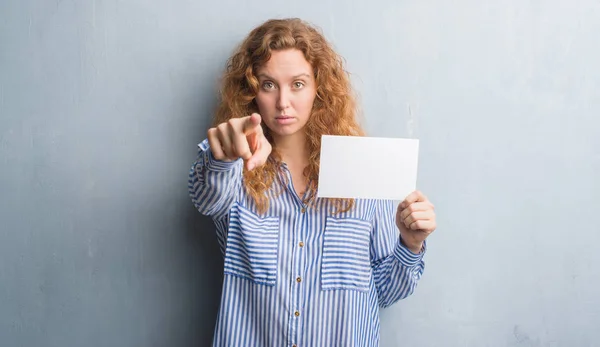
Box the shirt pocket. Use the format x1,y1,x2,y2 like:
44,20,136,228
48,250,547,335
321,216,373,292
223,203,280,286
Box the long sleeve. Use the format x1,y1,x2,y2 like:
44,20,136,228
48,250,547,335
188,138,243,220
370,199,426,308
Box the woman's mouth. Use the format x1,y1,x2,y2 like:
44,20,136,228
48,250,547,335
275,116,294,125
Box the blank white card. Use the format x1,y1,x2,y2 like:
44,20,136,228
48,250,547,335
317,135,419,200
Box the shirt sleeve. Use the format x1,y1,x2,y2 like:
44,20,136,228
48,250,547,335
187,138,243,220
370,199,426,308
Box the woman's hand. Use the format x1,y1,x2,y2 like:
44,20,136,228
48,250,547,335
207,113,272,171
395,190,437,253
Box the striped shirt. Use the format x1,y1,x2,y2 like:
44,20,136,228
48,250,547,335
188,139,426,347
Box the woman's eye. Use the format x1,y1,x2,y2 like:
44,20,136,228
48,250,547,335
294,81,305,88
262,82,274,90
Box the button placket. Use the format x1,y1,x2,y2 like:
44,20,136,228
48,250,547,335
288,196,308,347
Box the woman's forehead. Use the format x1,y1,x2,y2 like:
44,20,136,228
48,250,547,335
256,50,313,78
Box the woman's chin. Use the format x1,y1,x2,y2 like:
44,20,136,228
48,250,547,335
267,124,305,140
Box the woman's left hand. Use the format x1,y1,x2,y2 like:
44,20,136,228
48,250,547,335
396,190,437,254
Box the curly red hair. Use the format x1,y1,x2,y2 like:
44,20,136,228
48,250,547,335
212,18,364,213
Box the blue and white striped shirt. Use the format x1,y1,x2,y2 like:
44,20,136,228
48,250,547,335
188,139,426,347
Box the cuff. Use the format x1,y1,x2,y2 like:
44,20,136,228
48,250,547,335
393,236,426,267
198,139,241,172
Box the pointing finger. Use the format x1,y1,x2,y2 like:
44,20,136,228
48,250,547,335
242,113,262,135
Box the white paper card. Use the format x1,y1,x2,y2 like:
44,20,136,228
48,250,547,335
317,135,419,200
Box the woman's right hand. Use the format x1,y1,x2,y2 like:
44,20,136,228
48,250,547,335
207,113,272,171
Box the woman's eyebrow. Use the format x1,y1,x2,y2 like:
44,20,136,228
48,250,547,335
292,73,311,79
256,73,311,80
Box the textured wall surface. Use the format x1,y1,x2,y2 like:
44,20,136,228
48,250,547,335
1,0,598,346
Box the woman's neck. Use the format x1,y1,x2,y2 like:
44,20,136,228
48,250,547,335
272,132,309,170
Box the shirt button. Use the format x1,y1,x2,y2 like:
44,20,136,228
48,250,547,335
294,310,300,317
292,345,297,347
298,241,304,247
301,207,306,213
296,276,302,283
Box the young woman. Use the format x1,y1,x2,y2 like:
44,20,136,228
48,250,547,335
189,17,437,347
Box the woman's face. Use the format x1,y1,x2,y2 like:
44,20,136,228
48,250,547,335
254,49,317,142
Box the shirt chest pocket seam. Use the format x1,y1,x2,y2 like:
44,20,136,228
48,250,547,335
321,216,373,292
223,203,280,286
